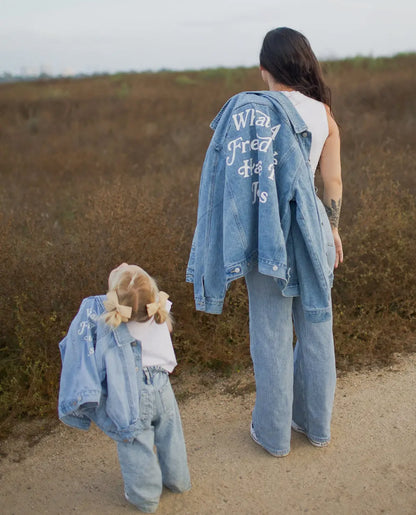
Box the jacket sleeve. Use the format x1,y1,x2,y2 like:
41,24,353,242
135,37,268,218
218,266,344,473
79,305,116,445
186,134,227,314
58,297,102,429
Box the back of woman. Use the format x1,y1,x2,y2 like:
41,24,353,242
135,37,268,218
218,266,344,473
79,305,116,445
282,90,328,175
188,26,344,458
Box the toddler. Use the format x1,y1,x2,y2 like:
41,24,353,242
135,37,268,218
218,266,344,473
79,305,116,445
58,263,191,513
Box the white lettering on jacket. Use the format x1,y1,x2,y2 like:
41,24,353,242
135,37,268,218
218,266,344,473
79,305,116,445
232,108,271,130
251,182,268,204
77,308,98,343
226,108,281,205
78,320,94,336
226,108,281,166
237,159,262,178
226,127,280,166
268,151,279,181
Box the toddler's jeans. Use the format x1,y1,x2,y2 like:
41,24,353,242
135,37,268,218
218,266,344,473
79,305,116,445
117,367,191,513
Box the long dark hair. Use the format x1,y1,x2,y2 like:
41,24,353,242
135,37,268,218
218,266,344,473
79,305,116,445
260,27,331,108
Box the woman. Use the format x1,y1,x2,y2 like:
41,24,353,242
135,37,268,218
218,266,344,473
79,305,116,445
187,27,343,457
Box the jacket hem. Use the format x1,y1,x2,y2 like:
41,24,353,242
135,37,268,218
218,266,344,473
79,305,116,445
258,260,287,280
195,297,224,314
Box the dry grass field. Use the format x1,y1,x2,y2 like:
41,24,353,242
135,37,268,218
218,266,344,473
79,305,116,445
0,55,415,435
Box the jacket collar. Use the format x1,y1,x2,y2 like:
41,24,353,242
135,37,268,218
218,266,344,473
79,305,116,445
112,322,136,347
210,90,308,135
260,91,309,134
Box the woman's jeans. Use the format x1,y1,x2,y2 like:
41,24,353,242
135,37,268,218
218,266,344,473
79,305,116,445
245,268,336,456
117,367,191,513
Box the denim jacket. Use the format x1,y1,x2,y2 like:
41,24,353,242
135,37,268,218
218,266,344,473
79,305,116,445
58,295,143,443
186,91,333,323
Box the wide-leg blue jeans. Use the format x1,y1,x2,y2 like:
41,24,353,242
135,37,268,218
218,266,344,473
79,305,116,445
246,268,336,455
246,195,337,455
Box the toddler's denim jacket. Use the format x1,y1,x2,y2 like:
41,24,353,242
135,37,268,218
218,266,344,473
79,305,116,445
186,91,333,323
58,295,142,443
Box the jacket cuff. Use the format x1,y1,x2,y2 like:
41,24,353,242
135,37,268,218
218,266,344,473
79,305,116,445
195,296,224,314
59,413,92,431
59,389,101,416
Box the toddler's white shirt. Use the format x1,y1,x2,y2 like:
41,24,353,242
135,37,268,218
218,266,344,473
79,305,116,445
126,300,177,373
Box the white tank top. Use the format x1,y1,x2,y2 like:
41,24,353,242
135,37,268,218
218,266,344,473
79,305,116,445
282,91,328,175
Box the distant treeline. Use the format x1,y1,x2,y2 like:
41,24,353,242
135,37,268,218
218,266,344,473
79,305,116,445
1,52,414,83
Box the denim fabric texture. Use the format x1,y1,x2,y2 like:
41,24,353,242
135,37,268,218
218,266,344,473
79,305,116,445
186,91,333,322
59,296,145,442
246,209,336,455
117,367,191,513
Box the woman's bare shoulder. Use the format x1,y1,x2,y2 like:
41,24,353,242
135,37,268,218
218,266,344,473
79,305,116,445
324,104,339,137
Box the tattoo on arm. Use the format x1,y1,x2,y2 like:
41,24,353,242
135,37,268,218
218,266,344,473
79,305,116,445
324,198,342,229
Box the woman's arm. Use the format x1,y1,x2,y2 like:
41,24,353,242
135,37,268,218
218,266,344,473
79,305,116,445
319,105,343,268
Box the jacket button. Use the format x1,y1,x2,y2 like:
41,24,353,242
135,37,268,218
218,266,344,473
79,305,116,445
302,131,308,138
234,267,241,273
272,265,278,271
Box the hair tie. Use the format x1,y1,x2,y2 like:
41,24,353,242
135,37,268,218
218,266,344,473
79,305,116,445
104,290,132,325
146,291,169,318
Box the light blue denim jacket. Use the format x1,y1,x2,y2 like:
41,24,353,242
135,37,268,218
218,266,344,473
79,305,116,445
58,295,143,443
186,91,333,323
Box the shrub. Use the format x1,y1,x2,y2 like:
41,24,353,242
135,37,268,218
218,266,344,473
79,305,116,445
0,54,415,436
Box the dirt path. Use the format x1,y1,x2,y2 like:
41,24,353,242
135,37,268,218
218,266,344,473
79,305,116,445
1,354,415,515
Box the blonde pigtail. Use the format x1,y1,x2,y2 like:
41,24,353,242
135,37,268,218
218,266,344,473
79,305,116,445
103,290,132,328
154,306,169,325
146,291,173,325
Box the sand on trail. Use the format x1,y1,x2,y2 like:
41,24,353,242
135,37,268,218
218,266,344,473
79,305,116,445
1,354,415,515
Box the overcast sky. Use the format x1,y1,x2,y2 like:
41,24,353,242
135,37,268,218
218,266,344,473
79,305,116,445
1,0,415,76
